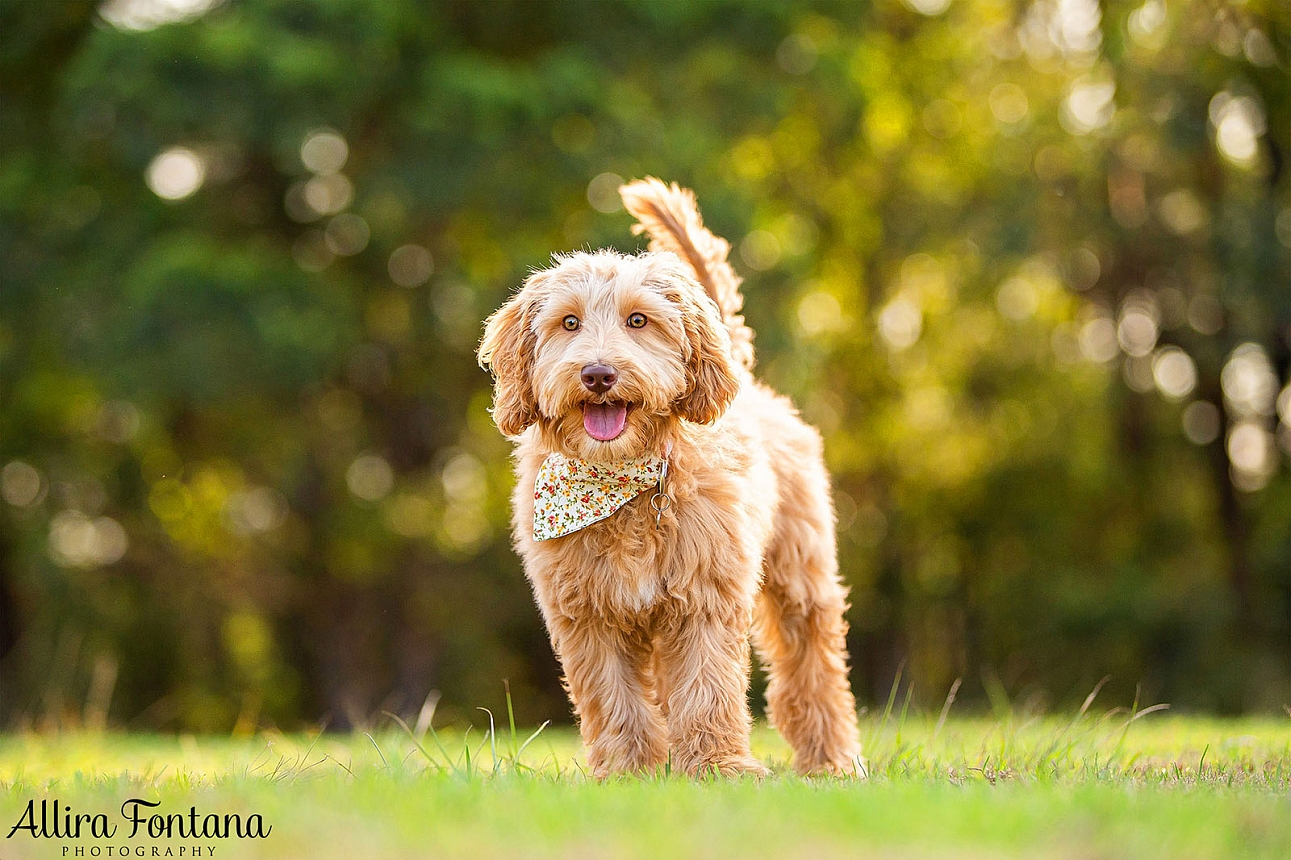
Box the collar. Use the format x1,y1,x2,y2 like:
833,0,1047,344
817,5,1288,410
532,446,670,541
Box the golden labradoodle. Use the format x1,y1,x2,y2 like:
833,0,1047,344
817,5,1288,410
478,178,861,777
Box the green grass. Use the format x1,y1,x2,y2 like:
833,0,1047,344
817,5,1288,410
2,708,1290,859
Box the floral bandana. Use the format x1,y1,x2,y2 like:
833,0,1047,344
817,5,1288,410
532,452,665,541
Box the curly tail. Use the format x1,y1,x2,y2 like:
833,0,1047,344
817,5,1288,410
619,177,755,370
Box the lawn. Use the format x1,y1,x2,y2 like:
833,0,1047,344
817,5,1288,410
2,705,1289,860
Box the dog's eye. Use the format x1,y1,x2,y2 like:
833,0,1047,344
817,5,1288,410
626,313,647,329
562,315,580,331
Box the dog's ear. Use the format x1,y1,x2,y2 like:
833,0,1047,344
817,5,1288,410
674,280,740,425
478,276,544,436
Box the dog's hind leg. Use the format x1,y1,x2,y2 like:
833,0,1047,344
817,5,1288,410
753,460,863,776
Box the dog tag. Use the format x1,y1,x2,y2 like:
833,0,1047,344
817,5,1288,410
650,457,671,528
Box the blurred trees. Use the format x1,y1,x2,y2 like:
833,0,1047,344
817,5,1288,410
0,0,1288,730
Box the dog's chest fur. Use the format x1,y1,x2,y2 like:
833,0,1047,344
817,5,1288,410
523,492,689,620
511,429,774,625
557,497,669,615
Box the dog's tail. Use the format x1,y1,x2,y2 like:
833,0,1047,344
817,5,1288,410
619,177,755,370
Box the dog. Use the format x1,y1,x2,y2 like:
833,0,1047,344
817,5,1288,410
477,178,861,777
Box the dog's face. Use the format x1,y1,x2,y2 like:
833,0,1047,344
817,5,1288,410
478,251,739,461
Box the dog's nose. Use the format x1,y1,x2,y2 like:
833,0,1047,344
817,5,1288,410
581,364,618,393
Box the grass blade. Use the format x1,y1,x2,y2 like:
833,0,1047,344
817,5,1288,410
504,680,519,760
933,678,962,743
364,732,388,769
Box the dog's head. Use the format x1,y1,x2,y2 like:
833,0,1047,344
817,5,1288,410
477,250,739,460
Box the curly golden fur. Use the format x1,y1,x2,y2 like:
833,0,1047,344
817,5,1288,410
478,179,861,777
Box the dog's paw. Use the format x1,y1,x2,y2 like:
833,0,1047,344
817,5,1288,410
797,753,868,779
688,755,770,779
589,750,669,781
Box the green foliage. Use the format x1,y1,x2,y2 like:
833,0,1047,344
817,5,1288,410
0,0,1288,730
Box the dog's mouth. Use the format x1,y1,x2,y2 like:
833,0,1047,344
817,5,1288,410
583,402,630,442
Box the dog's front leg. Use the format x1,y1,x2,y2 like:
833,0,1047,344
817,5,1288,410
548,615,667,778
655,602,768,778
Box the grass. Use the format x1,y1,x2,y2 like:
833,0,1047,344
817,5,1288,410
2,703,1290,860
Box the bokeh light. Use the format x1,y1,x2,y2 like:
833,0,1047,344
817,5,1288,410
586,172,625,213
1222,343,1277,418
300,128,349,175
388,244,435,288
302,174,354,218
1151,347,1197,401
1062,77,1115,135
325,213,371,256
1210,92,1266,168
96,400,142,444
2,461,45,508
902,0,951,18
739,231,782,272
1078,315,1118,363
347,453,395,502
1228,422,1276,492
989,84,1030,125
878,297,922,351
384,493,435,539
798,291,844,336
225,486,288,535
48,511,129,567
996,277,1040,321
1063,247,1101,291
1158,189,1207,235
1128,0,1168,50
1056,0,1102,55
100,0,222,31
441,452,487,503
1182,401,1221,446
1117,296,1159,358
145,147,206,201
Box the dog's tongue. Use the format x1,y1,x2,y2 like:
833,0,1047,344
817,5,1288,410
583,403,627,441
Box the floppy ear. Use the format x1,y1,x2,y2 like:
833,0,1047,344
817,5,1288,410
478,281,542,437
674,280,740,425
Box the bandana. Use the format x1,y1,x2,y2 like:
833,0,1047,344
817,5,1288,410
532,452,665,541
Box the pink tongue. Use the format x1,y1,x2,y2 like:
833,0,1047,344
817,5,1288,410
583,403,628,441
